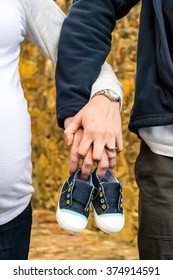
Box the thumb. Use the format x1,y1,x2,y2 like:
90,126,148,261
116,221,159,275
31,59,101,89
64,112,82,145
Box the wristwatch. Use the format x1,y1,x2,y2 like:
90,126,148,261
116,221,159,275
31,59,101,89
92,89,120,102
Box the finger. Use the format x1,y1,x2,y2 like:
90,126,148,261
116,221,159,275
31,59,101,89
104,143,118,159
80,146,93,181
69,128,83,174
109,157,116,171
77,135,93,159
92,139,105,162
116,132,123,153
64,113,82,146
65,133,74,146
96,149,109,179
64,116,74,129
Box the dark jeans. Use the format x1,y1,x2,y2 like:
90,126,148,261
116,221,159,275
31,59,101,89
0,203,32,260
135,141,173,260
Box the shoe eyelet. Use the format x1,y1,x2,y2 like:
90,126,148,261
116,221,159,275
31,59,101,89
67,194,70,198
100,199,105,203
66,199,71,205
99,187,102,191
102,204,107,210
99,192,103,197
67,187,71,192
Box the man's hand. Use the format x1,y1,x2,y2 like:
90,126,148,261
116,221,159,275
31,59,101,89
64,95,123,180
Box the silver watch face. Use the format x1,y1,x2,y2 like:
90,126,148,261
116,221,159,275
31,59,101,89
106,90,120,101
95,89,120,102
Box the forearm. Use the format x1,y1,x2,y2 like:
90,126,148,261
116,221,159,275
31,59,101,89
56,0,139,128
56,0,115,128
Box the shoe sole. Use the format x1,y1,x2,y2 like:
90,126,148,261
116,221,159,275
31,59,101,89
93,209,125,234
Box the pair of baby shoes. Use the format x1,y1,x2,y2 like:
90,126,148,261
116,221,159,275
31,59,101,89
56,169,124,234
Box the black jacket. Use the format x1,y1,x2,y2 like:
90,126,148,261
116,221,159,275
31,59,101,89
56,0,173,133
129,0,173,133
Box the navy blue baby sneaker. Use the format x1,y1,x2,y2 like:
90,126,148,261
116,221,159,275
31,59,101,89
92,169,124,234
56,169,94,233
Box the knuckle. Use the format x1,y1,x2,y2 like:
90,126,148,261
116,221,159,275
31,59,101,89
100,161,109,170
107,131,114,138
107,155,116,160
93,156,101,162
64,129,69,136
70,155,78,165
71,150,77,158
87,127,103,138
87,126,97,134
77,149,86,158
84,159,93,168
77,153,85,159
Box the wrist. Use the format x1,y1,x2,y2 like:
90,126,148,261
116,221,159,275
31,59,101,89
90,94,120,110
91,89,121,110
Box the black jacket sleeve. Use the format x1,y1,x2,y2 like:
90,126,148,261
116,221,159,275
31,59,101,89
56,0,140,128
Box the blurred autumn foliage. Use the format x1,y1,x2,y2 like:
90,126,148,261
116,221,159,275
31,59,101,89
19,0,141,243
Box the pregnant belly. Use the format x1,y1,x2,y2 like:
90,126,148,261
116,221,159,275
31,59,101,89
0,98,32,190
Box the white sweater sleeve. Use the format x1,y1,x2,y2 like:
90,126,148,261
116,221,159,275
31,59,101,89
20,0,123,106
20,0,65,64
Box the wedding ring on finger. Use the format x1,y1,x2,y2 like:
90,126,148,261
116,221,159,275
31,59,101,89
105,145,118,153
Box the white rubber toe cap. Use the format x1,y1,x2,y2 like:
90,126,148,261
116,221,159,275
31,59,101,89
56,206,88,233
94,211,125,234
